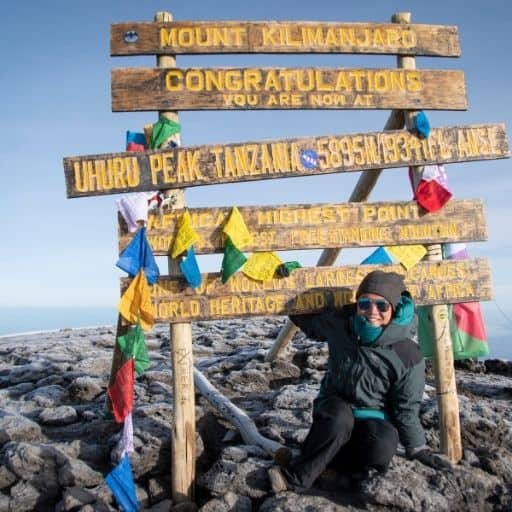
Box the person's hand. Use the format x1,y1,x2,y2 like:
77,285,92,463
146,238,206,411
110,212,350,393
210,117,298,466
411,449,454,472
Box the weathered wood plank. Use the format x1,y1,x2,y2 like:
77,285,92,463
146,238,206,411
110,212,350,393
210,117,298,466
110,21,461,57
119,199,487,255
123,259,492,323
64,123,509,198
111,68,467,112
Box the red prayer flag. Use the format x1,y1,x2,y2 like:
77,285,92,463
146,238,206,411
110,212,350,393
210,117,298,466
107,359,135,423
126,142,145,152
414,179,453,212
453,302,487,341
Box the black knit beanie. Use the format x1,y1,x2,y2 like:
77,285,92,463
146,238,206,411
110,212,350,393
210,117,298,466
356,270,406,308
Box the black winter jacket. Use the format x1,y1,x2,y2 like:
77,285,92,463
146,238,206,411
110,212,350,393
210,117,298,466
290,303,426,451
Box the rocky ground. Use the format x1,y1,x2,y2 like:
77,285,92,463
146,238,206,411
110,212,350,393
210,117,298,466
0,317,511,511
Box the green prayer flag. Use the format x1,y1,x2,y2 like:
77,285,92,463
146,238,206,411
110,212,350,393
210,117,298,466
221,237,247,283
417,305,489,360
283,261,301,273
117,321,150,375
276,261,302,277
150,117,181,149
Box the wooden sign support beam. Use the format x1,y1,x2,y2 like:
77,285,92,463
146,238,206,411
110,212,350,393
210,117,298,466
265,11,409,362
154,11,197,505
397,13,462,463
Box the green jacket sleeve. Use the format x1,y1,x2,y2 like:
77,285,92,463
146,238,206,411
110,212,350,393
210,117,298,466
388,359,427,450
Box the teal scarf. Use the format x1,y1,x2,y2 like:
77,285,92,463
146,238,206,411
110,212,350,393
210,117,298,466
353,295,415,344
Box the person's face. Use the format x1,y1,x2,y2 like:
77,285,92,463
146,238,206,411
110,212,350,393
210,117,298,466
356,293,393,327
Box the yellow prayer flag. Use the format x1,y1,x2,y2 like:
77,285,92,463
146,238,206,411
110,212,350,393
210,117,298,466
171,210,200,258
118,270,155,331
222,207,253,249
385,245,427,270
242,252,283,281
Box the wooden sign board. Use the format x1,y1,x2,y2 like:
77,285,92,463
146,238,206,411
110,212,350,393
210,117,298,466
111,21,460,57
119,199,487,255
125,259,492,323
64,123,508,198
111,67,467,111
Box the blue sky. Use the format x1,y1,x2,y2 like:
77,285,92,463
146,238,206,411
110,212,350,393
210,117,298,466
1,0,511,347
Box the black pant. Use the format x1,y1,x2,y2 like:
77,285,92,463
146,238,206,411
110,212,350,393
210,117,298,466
287,395,399,488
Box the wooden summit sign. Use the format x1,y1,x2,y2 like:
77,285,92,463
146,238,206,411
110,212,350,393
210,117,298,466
111,21,460,57
111,67,466,111
63,123,508,198
128,259,492,323
119,199,487,255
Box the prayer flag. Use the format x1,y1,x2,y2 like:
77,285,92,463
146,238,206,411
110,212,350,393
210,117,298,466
116,193,151,233
121,413,135,457
147,191,163,211
417,242,489,359
276,261,302,278
118,271,155,331
117,227,160,285
417,303,489,360
107,358,135,423
222,207,253,249
414,111,431,138
179,246,202,288
443,243,468,260
171,211,200,258
409,165,453,213
243,252,283,281
126,131,146,152
105,454,139,512
221,238,247,283
385,245,426,270
126,131,146,151
117,321,150,375
361,247,394,265
126,131,146,146
126,142,145,152
150,117,181,149
444,243,488,357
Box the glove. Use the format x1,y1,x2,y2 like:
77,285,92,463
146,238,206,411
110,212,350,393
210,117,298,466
410,448,453,472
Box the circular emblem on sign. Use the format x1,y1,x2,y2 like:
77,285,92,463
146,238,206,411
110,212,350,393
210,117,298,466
123,30,139,44
300,149,319,169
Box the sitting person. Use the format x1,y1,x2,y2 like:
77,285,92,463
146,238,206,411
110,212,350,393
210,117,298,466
269,270,449,492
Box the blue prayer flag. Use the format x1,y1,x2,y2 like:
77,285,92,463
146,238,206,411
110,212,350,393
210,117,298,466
105,454,139,512
361,247,393,265
414,112,431,139
179,246,202,288
117,227,160,285
126,131,146,146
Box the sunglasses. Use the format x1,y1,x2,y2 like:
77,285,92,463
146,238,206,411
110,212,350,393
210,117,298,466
357,297,391,313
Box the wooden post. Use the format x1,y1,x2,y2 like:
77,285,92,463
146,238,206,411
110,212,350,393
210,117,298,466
395,12,462,463
264,13,407,362
154,11,196,504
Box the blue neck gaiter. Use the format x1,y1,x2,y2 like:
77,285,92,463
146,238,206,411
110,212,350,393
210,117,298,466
353,295,415,344
353,315,383,344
